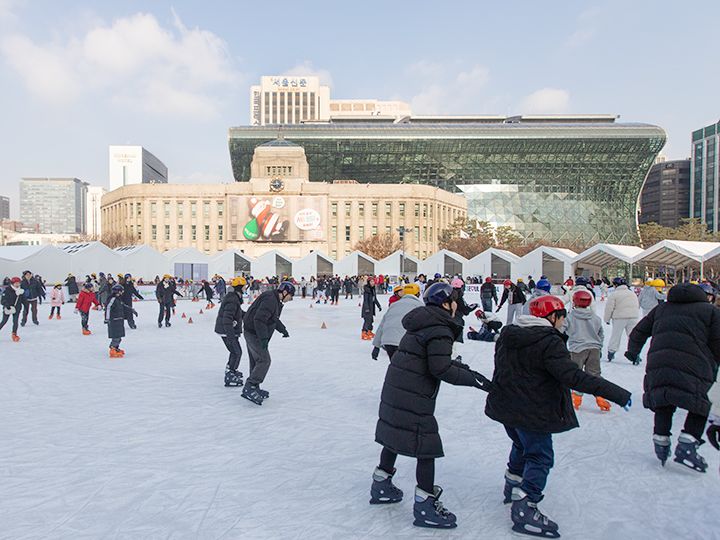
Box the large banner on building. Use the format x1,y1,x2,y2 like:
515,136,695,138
228,195,326,243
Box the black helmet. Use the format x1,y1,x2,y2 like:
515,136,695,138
575,276,591,287
278,281,296,296
83,282,94,289
699,283,717,300
111,284,124,294
612,277,627,287
423,282,455,306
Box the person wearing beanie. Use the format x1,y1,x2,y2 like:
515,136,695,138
0,277,24,341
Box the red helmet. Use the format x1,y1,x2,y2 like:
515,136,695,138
503,279,513,287
10,277,21,284
485,277,492,283
529,295,567,318
572,290,593,308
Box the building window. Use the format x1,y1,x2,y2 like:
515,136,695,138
372,225,377,236
359,225,365,240
178,225,184,240
358,203,365,218
331,226,337,241
137,203,142,217
218,225,223,240
331,203,337,217
385,202,392,217
422,205,427,218
177,202,184,218
331,250,337,259
399,203,405,217
164,202,170,218
204,225,210,241
164,225,170,240
151,202,157,217
151,224,157,240
137,225,142,240
415,228,420,241
345,203,351,217
345,225,351,241
385,226,391,235
218,202,224,217
191,225,197,240
372,202,378,217
191,202,197,218
203,202,210,218
415,203,420,217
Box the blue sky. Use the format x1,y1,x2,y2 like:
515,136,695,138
0,0,717,217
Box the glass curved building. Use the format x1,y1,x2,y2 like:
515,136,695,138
228,116,666,246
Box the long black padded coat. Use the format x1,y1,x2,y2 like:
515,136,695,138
627,283,720,416
214,290,244,336
486,319,631,433
375,305,477,459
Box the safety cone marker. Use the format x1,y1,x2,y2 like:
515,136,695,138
188,317,194,324
309,304,313,309
181,312,187,318
199,309,204,314
321,322,327,329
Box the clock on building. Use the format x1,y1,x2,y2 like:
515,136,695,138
269,178,285,192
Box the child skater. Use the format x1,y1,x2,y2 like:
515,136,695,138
49,283,65,320
105,284,136,358
76,282,100,335
0,277,23,342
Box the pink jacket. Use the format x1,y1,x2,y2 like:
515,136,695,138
50,288,65,307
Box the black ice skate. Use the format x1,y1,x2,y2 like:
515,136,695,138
158,322,163,328
510,488,560,538
607,351,615,362
369,467,403,504
413,486,457,529
165,322,171,327
673,433,708,473
652,434,671,466
258,387,270,399
241,382,265,405
503,470,522,504
224,369,244,387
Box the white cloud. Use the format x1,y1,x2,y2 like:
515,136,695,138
0,11,241,117
283,60,333,88
406,62,490,114
519,88,571,114
565,7,601,48
0,0,20,21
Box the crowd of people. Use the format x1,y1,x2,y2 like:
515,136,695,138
2,268,719,536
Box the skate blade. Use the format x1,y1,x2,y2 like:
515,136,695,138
224,382,244,387
673,456,707,473
413,519,457,529
511,523,561,538
241,394,263,406
369,497,402,505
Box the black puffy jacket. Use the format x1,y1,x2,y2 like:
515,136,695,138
243,290,287,340
362,284,381,318
627,283,720,416
486,317,631,433
105,295,131,339
214,290,244,336
155,281,181,306
375,305,477,459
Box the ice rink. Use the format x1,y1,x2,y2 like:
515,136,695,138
2,292,719,539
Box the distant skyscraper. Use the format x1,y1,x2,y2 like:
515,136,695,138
86,186,107,238
690,121,720,231
0,195,9,220
20,178,88,234
108,145,168,192
639,159,690,228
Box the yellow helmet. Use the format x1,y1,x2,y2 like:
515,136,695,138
231,276,247,288
645,279,654,286
163,274,172,280
403,283,421,296
393,285,404,293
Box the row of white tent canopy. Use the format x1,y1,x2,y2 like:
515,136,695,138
1,240,719,284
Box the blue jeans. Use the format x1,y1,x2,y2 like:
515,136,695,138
505,427,554,502
481,298,493,312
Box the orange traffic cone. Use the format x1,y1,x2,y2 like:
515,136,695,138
188,317,194,324
181,312,187,318
199,309,204,315
321,322,327,329
358,302,361,307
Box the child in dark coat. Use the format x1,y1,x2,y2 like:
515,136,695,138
105,284,136,358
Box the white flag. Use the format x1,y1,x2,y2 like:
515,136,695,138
459,230,470,239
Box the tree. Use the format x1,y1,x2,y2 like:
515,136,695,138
101,230,139,249
439,217,523,258
353,233,401,260
639,218,717,247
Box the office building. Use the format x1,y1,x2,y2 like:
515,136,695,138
20,178,88,234
108,145,168,192
690,121,720,231
86,186,107,238
639,159,690,227
0,196,9,220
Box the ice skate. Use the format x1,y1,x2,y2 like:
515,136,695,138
257,387,270,399
242,382,265,405
224,369,244,387
56,314,61,320
652,434,671,466
48,314,53,320
82,328,92,336
607,351,615,362
503,470,522,504
369,467,403,504
413,486,457,529
367,331,375,338
33,320,39,325
510,488,560,538
673,433,708,473
361,331,372,340
109,347,124,358
572,392,582,410
595,396,611,411
165,322,171,327
158,322,163,328
11,333,20,342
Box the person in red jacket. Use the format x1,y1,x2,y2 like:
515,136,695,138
76,282,100,335
388,285,405,305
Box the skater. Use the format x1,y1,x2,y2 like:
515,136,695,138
522,278,552,315
76,282,100,335
49,283,65,319
215,276,247,387
64,273,79,302
371,283,422,361
480,277,498,313
370,282,492,529
485,295,631,538
388,285,404,306
215,275,227,299
564,290,609,411
240,281,294,405
497,279,526,326
527,276,536,292
361,277,382,340
105,284,136,358
560,276,596,309
638,279,666,316
344,276,354,299
97,273,109,307
20,270,42,327
626,282,720,472
300,277,307,299
603,277,639,361
119,274,143,329
202,280,215,309
466,309,503,342
0,277,23,342
156,274,182,328
329,276,341,305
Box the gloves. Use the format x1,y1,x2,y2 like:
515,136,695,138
378,306,382,312
707,422,720,451
371,347,380,360
281,330,289,338
132,310,138,317
471,370,493,392
623,397,632,412
624,351,642,365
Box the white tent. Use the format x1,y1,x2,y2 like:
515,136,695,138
0,245,71,283
517,246,578,284
164,247,210,281
293,252,335,279
59,242,123,280
209,250,254,278
114,245,171,281
375,251,420,278
335,251,378,277
418,249,468,278
635,240,720,279
573,244,644,278
467,248,520,280
253,250,294,278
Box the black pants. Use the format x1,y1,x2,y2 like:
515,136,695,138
379,447,434,493
345,290,353,299
383,344,398,360
0,311,20,334
222,335,243,372
50,306,61,317
158,303,172,324
22,299,38,324
301,287,306,299
110,337,122,349
362,315,374,332
245,332,272,386
80,311,89,330
654,405,708,440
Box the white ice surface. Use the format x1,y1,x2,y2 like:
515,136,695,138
2,294,719,539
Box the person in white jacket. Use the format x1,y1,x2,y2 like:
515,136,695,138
371,284,423,360
603,277,640,361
